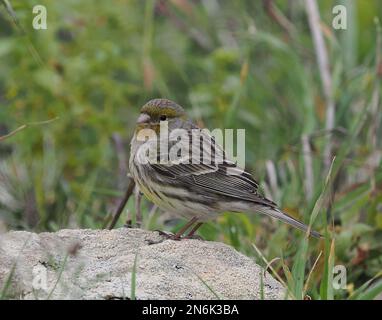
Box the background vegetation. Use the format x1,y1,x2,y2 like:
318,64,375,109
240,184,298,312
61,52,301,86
0,0,381,299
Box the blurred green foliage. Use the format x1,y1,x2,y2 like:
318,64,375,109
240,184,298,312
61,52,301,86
0,0,382,299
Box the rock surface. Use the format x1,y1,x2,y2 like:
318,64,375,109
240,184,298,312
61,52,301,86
0,228,285,300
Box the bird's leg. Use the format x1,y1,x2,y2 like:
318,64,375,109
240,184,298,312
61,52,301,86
154,217,198,242
184,222,204,239
173,217,198,240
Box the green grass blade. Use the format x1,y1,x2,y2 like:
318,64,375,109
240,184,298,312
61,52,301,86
130,252,139,300
356,280,382,300
259,269,265,300
192,271,221,300
320,238,335,300
349,271,382,300
291,239,309,300
47,253,69,300
0,263,16,299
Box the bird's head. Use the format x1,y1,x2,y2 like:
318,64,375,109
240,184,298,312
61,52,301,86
135,98,188,134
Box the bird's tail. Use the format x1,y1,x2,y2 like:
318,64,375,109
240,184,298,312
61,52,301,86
256,205,323,239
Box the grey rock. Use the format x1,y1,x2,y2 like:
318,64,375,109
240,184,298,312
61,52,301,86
0,228,285,300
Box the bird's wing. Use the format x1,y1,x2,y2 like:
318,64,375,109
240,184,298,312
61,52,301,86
149,129,276,207
147,128,322,238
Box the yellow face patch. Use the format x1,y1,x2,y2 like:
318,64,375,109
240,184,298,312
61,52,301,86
136,122,160,134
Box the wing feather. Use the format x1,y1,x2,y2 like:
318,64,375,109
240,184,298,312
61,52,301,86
148,128,273,206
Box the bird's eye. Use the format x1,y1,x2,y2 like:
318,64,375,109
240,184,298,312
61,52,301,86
159,115,167,121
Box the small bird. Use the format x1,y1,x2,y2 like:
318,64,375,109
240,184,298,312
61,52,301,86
129,98,322,240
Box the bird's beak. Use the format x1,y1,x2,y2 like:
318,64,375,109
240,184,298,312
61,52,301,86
136,113,151,124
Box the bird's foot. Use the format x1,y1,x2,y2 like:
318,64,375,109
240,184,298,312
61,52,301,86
155,230,182,241
146,230,179,245
154,229,203,241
